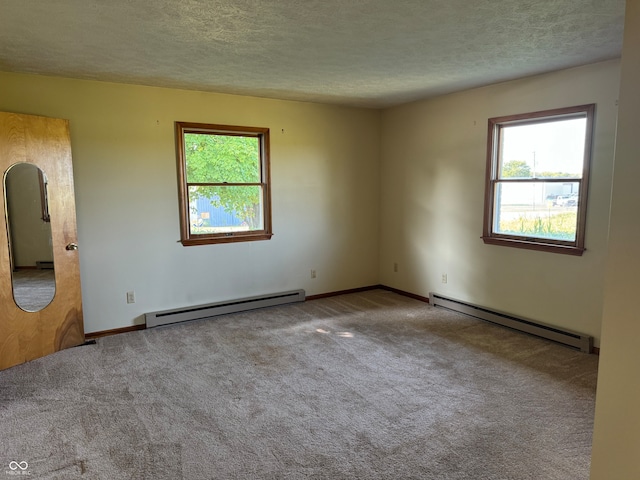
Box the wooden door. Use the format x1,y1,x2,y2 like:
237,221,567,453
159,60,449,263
0,112,84,370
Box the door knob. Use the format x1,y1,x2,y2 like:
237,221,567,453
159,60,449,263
66,243,78,251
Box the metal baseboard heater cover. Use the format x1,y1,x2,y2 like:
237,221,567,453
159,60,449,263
429,292,593,353
145,289,306,328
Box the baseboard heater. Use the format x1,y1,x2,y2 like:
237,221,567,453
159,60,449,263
145,289,306,328
429,292,593,353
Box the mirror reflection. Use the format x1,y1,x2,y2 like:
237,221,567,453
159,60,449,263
5,163,55,312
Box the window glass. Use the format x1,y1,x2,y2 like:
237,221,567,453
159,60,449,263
184,133,261,184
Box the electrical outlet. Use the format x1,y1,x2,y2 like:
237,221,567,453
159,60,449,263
441,274,448,284
393,262,398,273
311,269,317,279
126,291,136,304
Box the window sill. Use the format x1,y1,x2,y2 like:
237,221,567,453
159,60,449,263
181,232,273,246
481,236,585,256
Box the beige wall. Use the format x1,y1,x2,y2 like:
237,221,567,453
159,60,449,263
591,1,640,477
379,60,621,347
0,73,381,333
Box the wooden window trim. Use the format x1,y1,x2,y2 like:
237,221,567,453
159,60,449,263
176,122,273,246
481,104,595,256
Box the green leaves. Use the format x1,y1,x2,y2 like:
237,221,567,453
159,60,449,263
185,133,260,183
501,160,531,178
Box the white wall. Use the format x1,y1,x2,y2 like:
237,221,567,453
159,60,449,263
379,60,621,346
591,1,640,477
0,73,381,333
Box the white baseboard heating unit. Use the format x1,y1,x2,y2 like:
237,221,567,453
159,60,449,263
145,289,306,328
429,292,593,353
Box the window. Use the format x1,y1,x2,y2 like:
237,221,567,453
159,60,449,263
176,122,272,246
482,104,595,255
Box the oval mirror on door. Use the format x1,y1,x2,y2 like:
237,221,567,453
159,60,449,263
4,163,56,312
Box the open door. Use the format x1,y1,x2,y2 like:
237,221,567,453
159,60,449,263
0,111,84,370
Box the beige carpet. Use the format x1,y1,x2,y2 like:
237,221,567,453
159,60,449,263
0,289,598,479
11,269,56,312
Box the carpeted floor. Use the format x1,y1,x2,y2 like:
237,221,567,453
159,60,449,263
12,269,56,312
0,289,598,479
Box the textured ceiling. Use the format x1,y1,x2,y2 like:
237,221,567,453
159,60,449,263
0,0,626,108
